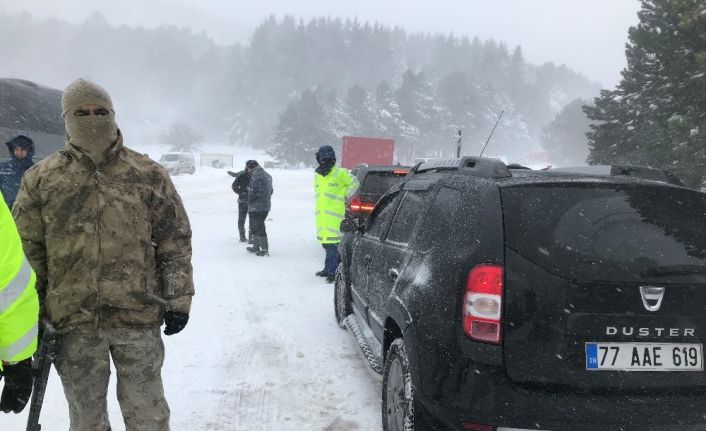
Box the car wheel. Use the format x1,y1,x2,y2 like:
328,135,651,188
189,167,195,175
382,338,423,431
333,264,351,329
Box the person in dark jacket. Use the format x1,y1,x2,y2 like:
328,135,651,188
228,163,252,242
0,135,35,208
245,160,273,256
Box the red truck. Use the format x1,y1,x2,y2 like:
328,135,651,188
340,136,394,169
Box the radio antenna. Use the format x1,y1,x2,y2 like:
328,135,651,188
479,110,504,157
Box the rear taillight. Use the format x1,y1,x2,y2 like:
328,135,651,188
463,264,504,344
348,196,375,213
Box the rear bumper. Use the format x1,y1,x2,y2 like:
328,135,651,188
418,356,706,430
344,211,370,222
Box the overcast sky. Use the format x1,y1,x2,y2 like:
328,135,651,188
1,0,641,87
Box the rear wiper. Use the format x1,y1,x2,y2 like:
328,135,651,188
641,264,706,277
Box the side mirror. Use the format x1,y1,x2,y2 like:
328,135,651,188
340,218,361,234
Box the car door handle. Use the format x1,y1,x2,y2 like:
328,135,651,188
364,255,372,264
389,268,399,280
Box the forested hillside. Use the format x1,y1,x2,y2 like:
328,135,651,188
0,13,600,163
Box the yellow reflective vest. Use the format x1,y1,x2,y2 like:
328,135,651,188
315,166,359,244
0,190,38,367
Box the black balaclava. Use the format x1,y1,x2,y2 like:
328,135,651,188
315,145,336,176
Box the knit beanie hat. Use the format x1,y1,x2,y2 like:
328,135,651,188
61,79,114,117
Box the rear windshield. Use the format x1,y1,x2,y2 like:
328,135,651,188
502,184,706,282
160,154,179,161
360,172,407,198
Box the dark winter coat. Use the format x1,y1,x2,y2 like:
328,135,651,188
0,136,35,208
230,170,251,202
247,166,273,213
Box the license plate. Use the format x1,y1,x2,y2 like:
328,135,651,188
585,342,703,371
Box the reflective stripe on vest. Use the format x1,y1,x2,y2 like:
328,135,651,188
0,258,32,313
323,210,345,219
0,321,38,360
323,193,346,203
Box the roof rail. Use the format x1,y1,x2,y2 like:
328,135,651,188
409,156,511,179
550,164,668,183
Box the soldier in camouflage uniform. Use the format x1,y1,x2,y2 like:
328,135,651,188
13,79,194,431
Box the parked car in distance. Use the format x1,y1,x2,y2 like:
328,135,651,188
159,152,195,175
335,156,706,430
346,165,410,221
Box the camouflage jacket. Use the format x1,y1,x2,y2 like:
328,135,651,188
13,136,194,331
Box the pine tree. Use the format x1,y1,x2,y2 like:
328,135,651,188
585,0,706,187
270,88,342,165
375,81,417,145
344,85,382,136
162,121,203,152
395,70,441,160
541,99,592,166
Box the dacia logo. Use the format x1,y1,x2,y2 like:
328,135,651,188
329,183,340,187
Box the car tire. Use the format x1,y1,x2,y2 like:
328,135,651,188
382,338,425,431
189,167,195,175
333,264,351,329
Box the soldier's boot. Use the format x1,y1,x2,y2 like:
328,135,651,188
256,236,269,257
246,236,260,253
239,228,247,243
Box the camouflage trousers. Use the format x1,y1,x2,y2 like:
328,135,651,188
54,325,170,431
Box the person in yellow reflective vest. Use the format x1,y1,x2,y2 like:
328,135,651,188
0,190,38,414
314,145,359,283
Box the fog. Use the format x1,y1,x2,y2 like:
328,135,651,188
0,0,641,164
4,0,640,87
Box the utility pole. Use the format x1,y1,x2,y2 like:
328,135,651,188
456,129,462,158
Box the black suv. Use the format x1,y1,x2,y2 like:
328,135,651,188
334,157,706,431
346,165,410,221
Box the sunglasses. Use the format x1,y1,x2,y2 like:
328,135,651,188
73,107,111,116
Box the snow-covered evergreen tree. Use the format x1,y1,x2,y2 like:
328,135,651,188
270,88,343,165
586,0,706,187
541,99,592,166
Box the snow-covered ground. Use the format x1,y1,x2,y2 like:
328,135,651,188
5,160,381,430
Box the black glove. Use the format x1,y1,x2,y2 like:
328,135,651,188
0,358,33,414
163,311,189,336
